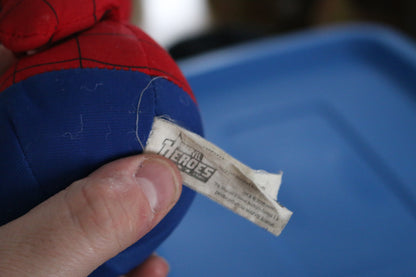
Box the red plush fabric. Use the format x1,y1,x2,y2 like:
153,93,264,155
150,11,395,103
0,0,132,52
118,0,132,21
0,20,195,102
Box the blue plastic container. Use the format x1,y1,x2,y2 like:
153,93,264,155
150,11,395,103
158,24,416,276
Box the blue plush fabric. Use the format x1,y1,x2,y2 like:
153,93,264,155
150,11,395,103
0,68,203,276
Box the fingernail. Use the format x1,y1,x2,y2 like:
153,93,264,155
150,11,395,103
135,157,181,213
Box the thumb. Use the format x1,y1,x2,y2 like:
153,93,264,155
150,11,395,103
0,154,182,277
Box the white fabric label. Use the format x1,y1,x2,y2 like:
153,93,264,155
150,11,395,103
145,118,292,236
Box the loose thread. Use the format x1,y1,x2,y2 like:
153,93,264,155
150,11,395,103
63,114,84,140
135,76,166,150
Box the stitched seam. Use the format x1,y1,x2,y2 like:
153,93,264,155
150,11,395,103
6,113,44,197
41,0,59,25
1,62,181,92
92,0,97,22
0,0,25,21
122,23,191,94
125,23,150,80
75,36,83,68
11,59,17,84
82,58,180,80
0,73,12,89
16,58,79,72
80,32,159,48
0,6,117,39
152,77,159,121
122,23,187,88
0,30,51,39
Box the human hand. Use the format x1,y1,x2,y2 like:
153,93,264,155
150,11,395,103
0,154,182,277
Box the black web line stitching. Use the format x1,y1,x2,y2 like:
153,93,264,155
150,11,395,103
2,60,187,91
0,74,12,89
92,0,97,23
41,0,59,25
6,112,47,205
75,36,83,68
15,59,80,73
119,23,188,89
1,32,187,90
5,57,184,89
82,58,184,85
0,0,24,22
12,60,18,84
80,32,160,48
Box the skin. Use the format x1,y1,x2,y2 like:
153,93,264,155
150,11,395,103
0,48,182,277
0,152,181,276
0,47,180,277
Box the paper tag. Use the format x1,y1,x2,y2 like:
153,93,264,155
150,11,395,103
145,118,292,236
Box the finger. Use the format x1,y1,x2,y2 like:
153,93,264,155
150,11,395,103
123,254,169,277
0,44,15,76
0,154,182,277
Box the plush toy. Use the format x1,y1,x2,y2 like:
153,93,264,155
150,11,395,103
0,0,202,276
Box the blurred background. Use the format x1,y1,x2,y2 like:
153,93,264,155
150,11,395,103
129,1,416,276
132,0,416,59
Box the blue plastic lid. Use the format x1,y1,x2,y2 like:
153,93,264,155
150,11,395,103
158,24,416,277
